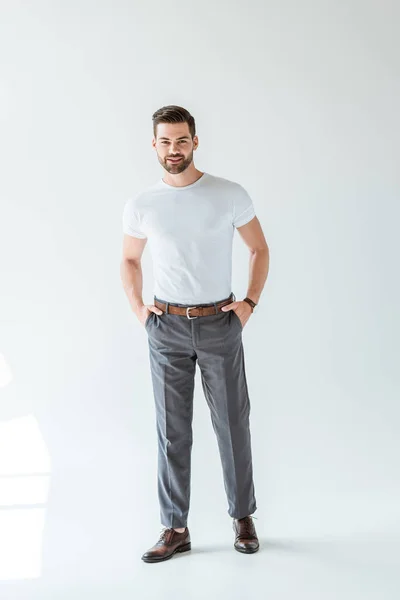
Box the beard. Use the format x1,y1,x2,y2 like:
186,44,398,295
158,151,193,174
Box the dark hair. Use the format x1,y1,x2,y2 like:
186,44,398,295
152,105,196,139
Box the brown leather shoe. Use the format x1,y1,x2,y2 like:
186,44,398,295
141,526,191,563
232,516,259,553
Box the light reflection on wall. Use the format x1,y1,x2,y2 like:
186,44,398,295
0,376,51,581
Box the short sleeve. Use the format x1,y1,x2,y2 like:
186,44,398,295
232,185,256,228
122,197,147,239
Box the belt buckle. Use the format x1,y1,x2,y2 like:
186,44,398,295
186,306,198,319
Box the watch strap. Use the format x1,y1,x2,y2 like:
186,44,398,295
243,297,257,312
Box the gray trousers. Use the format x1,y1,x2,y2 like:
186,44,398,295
144,292,257,528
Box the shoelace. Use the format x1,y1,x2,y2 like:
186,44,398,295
157,526,173,544
158,526,185,544
233,515,258,537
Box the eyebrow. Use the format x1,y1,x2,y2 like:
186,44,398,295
158,136,191,141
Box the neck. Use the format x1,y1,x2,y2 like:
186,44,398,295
162,167,204,188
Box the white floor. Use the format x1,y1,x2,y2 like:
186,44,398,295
0,530,399,600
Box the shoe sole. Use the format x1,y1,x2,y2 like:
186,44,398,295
141,542,192,563
234,544,259,554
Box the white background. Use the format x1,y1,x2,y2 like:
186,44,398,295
1,0,399,598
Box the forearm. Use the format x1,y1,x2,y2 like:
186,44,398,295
246,247,269,304
120,259,145,314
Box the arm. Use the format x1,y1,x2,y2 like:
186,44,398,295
237,216,270,304
120,234,147,315
222,216,269,325
120,234,163,324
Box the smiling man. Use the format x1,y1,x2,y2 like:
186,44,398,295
121,105,270,563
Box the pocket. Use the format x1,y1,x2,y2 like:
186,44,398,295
144,311,153,329
231,310,243,330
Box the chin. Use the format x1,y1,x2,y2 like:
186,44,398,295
166,163,187,173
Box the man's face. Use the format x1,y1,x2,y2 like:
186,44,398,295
153,122,198,174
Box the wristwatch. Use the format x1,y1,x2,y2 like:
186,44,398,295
243,296,257,313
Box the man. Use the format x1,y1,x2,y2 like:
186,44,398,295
121,105,269,563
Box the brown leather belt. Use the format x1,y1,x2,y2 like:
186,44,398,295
154,294,234,319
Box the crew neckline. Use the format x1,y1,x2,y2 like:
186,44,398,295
160,172,208,190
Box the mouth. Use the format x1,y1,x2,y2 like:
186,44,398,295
167,157,183,163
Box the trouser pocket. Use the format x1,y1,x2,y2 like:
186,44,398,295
231,310,243,330
144,311,153,329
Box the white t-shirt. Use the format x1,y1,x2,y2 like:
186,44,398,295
122,171,256,304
